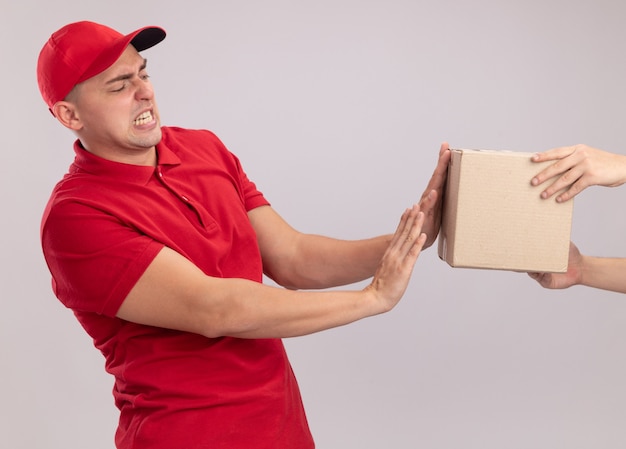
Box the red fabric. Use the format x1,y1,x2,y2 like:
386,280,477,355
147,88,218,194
37,21,165,110
41,127,314,448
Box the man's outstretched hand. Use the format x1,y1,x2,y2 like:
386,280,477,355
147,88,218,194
417,142,451,248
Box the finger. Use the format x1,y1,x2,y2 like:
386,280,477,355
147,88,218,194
394,207,424,255
433,142,452,180
407,232,428,258
555,178,587,202
421,143,451,198
419,189,438,212
437,141,451,165
398,206,422,245
542,158,596,200
388,206,414,248
538,165,585,199
531,146,577,163
403,210,425,248
531,157,581,188
531,145,592,188
528,271,548,286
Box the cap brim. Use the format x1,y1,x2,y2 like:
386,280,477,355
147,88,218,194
130,26,166,52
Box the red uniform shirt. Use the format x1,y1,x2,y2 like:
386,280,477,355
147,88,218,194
41,127,314,448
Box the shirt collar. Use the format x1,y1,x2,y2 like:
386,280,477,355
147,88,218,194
71,137,181,184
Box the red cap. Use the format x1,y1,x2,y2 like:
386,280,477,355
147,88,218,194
37,21,166,112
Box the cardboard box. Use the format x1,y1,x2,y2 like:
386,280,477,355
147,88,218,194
438,149,574,272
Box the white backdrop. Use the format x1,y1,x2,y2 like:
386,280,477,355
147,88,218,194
3,1,626,448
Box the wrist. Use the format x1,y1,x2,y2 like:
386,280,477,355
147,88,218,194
361,283,392,315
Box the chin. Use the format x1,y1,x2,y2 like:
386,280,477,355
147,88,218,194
135,128,162,148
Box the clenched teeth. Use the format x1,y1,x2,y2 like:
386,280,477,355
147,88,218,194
133,111,153,125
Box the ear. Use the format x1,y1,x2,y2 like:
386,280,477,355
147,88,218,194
52,101,83,131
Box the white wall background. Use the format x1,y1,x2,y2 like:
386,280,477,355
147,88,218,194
3,1,626,448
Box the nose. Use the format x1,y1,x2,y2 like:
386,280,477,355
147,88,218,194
134,77,154,101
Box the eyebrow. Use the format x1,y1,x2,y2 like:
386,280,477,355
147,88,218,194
105,58,148,85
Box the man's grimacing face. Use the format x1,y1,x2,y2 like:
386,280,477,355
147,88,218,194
62,45,162,163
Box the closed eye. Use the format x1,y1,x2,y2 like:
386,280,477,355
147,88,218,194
110,83,127,93
105,58,149,92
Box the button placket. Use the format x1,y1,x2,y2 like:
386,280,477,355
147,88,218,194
156,167,207,227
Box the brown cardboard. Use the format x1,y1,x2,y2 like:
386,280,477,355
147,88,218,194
438,149,574,272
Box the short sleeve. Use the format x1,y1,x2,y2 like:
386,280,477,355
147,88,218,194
42,199,164,317
235,159,270,212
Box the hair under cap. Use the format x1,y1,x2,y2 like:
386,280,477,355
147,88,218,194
37,21,166,113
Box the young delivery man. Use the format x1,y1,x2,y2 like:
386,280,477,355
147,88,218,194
37,21,451,449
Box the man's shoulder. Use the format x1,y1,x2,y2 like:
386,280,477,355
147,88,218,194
159,126,234,163
161,126,221,146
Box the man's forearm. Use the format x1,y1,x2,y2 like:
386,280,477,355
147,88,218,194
279,233,393,290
